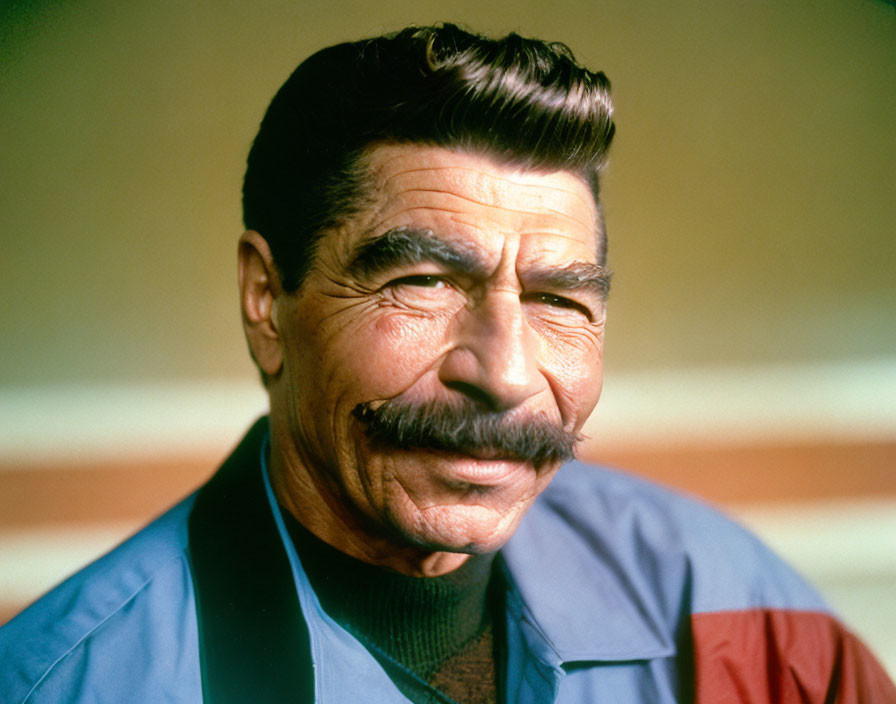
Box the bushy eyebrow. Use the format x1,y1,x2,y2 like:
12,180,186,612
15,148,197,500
348,228,486,278
524,261,612,300
348,226,611,299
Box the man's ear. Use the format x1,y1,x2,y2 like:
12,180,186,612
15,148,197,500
238,231,284,379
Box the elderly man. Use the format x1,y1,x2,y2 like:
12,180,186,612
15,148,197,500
2,24,893,704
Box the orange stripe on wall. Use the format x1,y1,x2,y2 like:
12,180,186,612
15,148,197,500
1,439,894,530
0,606,21,627
0,457,218,528
584,438,896,505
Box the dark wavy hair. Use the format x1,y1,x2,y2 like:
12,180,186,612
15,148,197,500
243,24,616,291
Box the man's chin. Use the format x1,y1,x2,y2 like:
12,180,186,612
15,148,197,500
356,444,561,560
385,501,527,556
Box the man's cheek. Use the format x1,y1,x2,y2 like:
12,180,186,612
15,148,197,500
372,308,454,346
350,313,451,380
549,358,603,429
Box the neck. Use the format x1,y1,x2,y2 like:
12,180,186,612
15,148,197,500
284,512,503,703
285,514,497,670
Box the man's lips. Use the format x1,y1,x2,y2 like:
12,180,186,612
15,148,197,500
413,448,533,486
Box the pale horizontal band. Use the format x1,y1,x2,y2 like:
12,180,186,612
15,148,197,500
2,358,894,466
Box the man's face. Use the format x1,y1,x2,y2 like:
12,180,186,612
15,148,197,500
271,144,606,556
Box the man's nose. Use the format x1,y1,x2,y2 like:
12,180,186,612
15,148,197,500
438,290,543,411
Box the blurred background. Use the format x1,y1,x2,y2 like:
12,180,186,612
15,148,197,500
2,0,894,674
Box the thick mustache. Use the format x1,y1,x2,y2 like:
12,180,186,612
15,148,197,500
351,399,580,467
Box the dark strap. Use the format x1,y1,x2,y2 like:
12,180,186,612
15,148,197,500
187,418,315,703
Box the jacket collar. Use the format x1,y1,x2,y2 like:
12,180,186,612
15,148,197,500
189,416,314,703
499,461,676,664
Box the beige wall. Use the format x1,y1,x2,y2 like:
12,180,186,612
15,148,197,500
3,1,895,672
2,0,894,387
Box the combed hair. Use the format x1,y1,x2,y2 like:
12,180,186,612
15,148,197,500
243,24,616,291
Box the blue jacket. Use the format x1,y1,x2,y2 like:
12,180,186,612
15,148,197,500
2,420,893,703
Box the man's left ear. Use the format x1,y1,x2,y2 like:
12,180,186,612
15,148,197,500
238,230,284,379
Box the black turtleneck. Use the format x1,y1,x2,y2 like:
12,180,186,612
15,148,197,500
283,511,505,704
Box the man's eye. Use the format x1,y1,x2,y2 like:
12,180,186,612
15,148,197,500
381,274,461,312
389,275,447,289
525,292,593,321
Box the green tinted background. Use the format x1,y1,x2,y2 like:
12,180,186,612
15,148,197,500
2,0,894,386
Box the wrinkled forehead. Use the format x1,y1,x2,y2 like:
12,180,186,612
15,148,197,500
369,144,597,216
352,143,602,261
